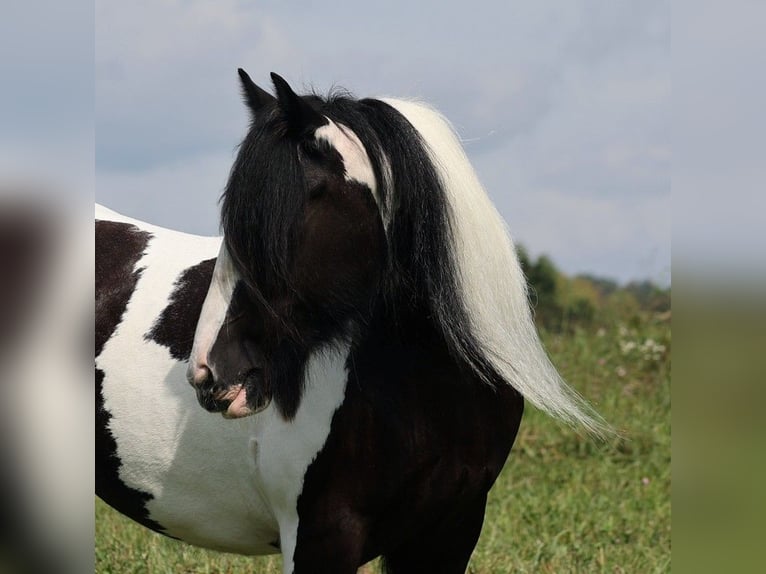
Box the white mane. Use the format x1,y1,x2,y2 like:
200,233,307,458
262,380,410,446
383,99,609,436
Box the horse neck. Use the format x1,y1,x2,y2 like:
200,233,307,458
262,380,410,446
351,297,469,386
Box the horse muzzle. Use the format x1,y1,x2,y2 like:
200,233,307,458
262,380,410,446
191,367,271,419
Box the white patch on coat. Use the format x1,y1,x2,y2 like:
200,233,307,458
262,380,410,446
97,206,350,564
250,345,350,573
315,119,378,201
97,210,278,552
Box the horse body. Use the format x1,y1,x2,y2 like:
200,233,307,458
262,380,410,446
97,71,605,573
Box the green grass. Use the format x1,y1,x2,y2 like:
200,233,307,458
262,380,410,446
96,315,671,573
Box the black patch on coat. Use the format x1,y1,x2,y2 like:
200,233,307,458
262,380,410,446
95,220,167,534
292,312,524,572
96,220,150,355
146,258,216,361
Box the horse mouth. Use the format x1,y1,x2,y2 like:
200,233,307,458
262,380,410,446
215,370,271,419
219,384,251,419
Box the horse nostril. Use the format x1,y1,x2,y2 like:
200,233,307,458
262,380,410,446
187,363,212,387
194,379,231,413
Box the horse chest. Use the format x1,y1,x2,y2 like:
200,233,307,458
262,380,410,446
98,347,349,557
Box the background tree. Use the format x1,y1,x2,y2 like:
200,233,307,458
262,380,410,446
515,244,670,331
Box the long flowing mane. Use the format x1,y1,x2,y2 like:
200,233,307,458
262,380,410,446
379,99,607,435
335,96,605,435
221,87,607,435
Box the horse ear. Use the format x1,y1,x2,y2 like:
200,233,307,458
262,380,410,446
270,72,325,135
238,68,275,114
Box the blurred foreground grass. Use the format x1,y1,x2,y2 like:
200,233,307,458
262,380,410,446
96,314,671,573
672,290,766,574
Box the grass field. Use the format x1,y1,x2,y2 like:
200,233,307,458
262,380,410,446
96,315,671,573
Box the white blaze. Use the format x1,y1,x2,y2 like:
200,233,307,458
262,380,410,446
188,244,239,383
315,119,378,201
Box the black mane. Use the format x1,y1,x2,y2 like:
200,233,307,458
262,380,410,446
221,89,498,391
221,104,311,301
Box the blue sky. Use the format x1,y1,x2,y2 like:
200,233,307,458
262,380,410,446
94,0,670,285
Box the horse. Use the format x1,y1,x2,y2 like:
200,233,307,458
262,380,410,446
95,70,606,574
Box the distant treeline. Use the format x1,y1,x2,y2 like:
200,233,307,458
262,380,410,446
516,245,671,331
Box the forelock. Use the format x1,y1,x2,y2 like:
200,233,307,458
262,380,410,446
221,114,305,295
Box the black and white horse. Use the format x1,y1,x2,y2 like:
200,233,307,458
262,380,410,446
96,71,605,573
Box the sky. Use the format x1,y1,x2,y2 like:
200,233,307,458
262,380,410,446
673,1,766,281
0,0,93,197
94,0,670,286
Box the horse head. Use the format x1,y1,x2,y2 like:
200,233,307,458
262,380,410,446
187,69,608,436
187,71,387,419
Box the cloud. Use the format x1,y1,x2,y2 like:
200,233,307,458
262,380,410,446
96,0,670,284
96,1,296,170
